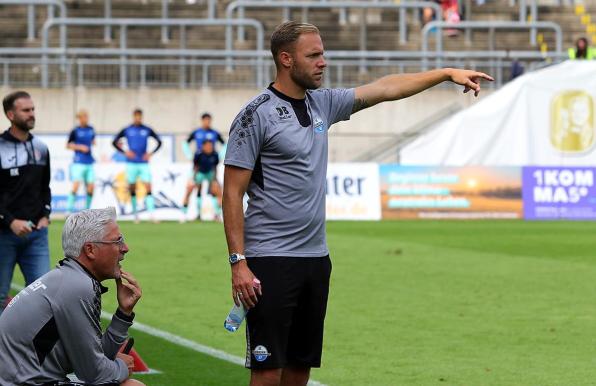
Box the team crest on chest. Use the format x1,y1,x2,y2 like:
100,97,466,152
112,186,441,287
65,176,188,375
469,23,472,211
313,117,325,133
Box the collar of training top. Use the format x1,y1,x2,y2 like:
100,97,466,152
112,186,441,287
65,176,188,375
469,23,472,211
2,128,33,143
59,258,109,294
267,83,307,105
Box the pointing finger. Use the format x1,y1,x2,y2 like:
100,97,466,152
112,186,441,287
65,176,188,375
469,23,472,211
477,72,494,82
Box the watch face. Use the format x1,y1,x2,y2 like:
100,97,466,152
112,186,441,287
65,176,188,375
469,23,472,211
229,254,239,264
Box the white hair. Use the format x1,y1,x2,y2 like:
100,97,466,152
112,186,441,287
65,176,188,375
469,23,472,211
62,208,117,259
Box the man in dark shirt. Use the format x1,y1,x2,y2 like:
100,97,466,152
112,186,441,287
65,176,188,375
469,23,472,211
0,90,51,315
181,113,225,221
190,140,221,221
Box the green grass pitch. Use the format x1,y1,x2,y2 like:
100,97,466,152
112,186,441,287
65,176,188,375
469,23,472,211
10,220,596,385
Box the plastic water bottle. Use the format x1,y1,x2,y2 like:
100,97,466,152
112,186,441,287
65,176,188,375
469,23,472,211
224,278,261,332
224,303,246,332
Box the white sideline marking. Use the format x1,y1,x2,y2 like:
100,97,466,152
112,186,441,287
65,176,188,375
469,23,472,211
10,283,326,386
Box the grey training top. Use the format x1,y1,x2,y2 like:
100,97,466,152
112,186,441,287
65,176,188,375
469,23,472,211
0,258,132,385
224,85,354,257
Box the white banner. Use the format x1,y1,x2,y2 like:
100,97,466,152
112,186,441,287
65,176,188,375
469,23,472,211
401,61,596,166
325,163,381,220
51,162,381,221
51,161,220,221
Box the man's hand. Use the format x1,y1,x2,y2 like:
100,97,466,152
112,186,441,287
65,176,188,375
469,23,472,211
9,219,33,237
231,261,262,308
36,217,49,230
446,68,494,97
116,352,135,376
125,151,136,160
142,153,152,161
116,271,142,315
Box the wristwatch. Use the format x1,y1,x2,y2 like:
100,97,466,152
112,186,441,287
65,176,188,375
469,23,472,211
229,253,246,265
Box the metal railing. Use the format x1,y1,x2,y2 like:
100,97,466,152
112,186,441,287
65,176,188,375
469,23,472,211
421,20,563,69
0,53,565,90
226,0,442,46
37,17,265,88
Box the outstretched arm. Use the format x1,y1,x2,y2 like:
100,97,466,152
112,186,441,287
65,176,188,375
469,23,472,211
352,68,494,114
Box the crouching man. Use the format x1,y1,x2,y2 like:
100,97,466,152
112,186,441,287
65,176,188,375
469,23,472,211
0,208,144,386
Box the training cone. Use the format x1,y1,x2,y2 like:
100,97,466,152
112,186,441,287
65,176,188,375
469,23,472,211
130,348,150,373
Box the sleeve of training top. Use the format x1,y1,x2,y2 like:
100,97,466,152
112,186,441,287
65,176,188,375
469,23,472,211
52,286,130,384
223,101,267,171
320,88,355,126
67,129,76,144
41,151,51,218
112,129,126,152
91,127,96,141
101,309,135,359
149,128,162,154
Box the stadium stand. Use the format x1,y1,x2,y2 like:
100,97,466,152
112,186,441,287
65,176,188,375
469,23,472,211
0,0,590,89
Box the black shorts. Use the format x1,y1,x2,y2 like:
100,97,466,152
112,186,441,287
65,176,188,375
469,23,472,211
245,255,332,370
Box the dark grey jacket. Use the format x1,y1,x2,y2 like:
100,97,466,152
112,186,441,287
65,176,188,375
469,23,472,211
0,258,132,385
0,129,51,231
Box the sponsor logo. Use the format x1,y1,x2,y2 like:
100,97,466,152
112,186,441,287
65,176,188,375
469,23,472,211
313,117,325,133
10,168,19,176
253,345,271,362
551,90,594,152
28,280,47,292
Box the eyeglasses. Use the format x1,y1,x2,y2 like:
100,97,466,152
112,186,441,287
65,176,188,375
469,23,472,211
90,235,125,247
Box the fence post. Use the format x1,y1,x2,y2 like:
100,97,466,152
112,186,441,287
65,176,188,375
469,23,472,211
359,9,367,73
238,6,245,41
208,0,216,19
3,62,8,87
399,7,407,44
161,0,169,43
104,0,112,42
27,5,36,41
140,63,146,88
77,61,84,87
179,25,186,89
120,25,127,89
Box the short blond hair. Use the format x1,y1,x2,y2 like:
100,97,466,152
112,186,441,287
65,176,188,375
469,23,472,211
270,21,320,68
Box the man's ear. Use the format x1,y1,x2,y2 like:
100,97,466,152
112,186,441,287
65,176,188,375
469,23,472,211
279,51,293,69
6,110,14,122
82,242,96,260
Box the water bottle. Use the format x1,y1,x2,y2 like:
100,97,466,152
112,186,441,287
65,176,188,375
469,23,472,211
224,278,260,333
224,303,246,332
